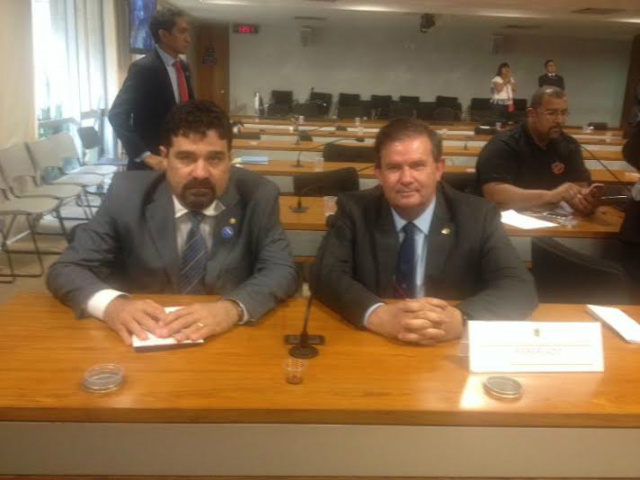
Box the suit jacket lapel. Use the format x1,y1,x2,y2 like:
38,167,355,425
206,171,242,287
145,177,180,290
426,187,455,286
373,196,399,297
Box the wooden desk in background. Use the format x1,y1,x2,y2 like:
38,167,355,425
0,293,640,477
233,139,627,162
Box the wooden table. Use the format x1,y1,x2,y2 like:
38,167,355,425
243,126,626,147
233,139,626,162
0,293,639,477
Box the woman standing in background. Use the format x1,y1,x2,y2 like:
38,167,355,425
491,62,517,123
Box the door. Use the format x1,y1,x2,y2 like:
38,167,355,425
193,23,230,112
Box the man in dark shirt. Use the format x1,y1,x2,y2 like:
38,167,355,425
476,87,596,215
538,60,565,90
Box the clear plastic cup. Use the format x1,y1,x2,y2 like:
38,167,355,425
284,357,307,384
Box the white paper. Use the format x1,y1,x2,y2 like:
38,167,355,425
468,321,604,373
131,306,204,350
500,210,557,229
586,305,640,344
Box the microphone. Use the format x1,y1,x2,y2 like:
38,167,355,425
292,135,367,168
287,296,324,359
296,122,342,144
289,182,320,213
579,142,633,197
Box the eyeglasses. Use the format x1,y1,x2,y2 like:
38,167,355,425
539,109,570,119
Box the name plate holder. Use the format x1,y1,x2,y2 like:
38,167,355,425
468,321,604,373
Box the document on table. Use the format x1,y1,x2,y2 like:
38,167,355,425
468,321,604,373
131,306,204,351
500,210,556,229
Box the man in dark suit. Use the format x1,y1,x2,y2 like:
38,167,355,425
538,59,565,90
109,7,194,171
48,101,297,345
310,118,537,345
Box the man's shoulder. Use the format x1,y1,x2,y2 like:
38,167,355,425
481,125,523,155
440,183,495,214
109,170,164,191
129,51,162,72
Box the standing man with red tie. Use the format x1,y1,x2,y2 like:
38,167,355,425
109,7,194,171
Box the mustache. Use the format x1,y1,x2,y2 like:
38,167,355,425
182,178,216,192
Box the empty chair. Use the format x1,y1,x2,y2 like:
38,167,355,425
293,102,321,118
469,98,494,122
399,95,420,105
338,93,361,107
76,126,127,169
416,102,437,121
441,172,476,195
337,104,364,119
309,91,332,116
323,143,376,163
432,107,457,122
390,102,416,119
48,132,117,177
293,167,359,197
271,90,294,107
370,95,392,119
266,103,291,117
531,237,630,304
435,96,462,120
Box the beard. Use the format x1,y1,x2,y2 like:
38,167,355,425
179,178,217,211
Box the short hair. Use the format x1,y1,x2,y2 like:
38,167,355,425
530,86,567,110
374,118,443,168
496,62,510,77
544,59,555,68
149,7,186,45
161,100,232,151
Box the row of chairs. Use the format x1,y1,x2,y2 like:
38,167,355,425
0,132,118,282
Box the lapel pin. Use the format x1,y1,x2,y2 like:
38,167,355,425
230,218,237,225
222,226,234,239
441,227,451,235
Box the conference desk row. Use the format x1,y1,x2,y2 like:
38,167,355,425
233,115,625,138
1,292,639,477
232,138,628,163
240,126,626,148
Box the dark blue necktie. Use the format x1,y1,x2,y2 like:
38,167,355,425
179,211,207,294
396,222,417,298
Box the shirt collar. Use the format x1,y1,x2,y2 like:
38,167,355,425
391,199,436,235
156,45,179,67
172,196,225,219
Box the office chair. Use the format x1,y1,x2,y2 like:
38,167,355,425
309,91,332,116
76,126,127,169
370,95,392,119
390,102,416,119
323,143,376,163
399,95,420,105
416,102,437,121
432,107,457,122
469,98,494,122
338,93,361,107
531,237,630,304
293,167,360,197
337,104,364,119
441,172,477,195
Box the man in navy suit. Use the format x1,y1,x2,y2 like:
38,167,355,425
49,101,297,345
109,7,194,171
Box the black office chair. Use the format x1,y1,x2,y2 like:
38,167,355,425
469,98,494,122
371,95,392,119
266,103,291,117
416,102,437,121
233,131,261,140
293,167,360,197
399,95,420,106
337,104,364,119
432,107,457,122
309,91,332,116
323,143,376,163
390,102,416,119
441,172,476,195
293,102,321,118
271,90,294,106
531,237,630,304
338,93,361,107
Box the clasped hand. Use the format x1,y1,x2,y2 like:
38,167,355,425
103,298,240,345
367,298,464,346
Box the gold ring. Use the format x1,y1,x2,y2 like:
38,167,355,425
196,322,205,328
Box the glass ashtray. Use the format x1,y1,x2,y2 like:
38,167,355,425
82,363,125,393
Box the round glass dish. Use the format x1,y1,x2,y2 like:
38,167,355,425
83,364,125,393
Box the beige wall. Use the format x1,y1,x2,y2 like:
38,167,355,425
0,0,36,147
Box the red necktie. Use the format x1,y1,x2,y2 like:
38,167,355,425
173,60,189,103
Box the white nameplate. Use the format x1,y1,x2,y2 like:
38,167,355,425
468,321,604,373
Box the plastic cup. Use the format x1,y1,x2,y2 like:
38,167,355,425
284,357,307,384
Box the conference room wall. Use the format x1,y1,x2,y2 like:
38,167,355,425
0,0,36,147
229,20,630,126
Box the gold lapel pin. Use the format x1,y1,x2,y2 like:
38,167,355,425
230,218,237,225
441,227,451,235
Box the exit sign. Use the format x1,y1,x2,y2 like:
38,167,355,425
233,24,259,34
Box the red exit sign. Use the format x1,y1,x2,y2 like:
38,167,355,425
233,24,259,34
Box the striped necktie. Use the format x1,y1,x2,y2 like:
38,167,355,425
179,211,207,294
